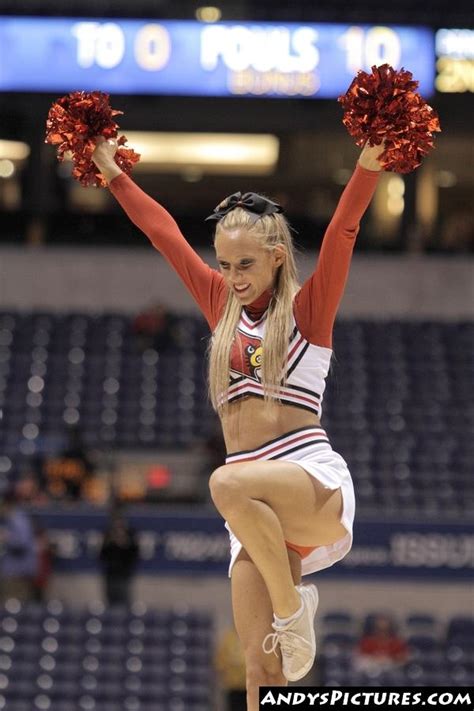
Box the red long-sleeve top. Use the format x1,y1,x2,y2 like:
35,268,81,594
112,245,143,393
109,164,380,347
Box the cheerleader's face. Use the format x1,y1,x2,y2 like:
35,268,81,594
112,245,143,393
215,228,285,304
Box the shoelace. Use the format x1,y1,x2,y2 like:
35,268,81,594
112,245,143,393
263,628,313,659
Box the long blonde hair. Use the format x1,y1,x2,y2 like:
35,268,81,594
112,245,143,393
208,204,300,412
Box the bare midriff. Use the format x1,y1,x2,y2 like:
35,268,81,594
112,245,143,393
220,395,321,454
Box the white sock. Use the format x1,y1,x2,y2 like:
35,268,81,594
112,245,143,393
274,599,304,628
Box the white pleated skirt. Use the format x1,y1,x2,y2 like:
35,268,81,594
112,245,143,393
224,425,355,577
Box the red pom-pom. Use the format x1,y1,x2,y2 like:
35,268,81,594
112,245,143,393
338,64,441,173
45,91,140,187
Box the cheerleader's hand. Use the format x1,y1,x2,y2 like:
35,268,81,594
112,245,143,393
358,141,386,171
91,136,123,183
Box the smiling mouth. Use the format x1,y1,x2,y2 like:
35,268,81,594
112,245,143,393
234,284,250,294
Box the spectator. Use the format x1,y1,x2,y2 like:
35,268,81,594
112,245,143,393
353,613,409,673
0,491,38,602
32,521,54,603
132,302,177,352
15,471,49,507
99,508,139,606
215,625,247,711
43,426,95,501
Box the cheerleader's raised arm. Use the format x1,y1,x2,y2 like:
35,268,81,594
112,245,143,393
294,141,384,348
91,136,226,331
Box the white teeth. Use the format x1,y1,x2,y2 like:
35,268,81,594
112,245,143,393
235,285,249,292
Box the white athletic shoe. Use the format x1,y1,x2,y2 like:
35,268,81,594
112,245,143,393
262,584,319,682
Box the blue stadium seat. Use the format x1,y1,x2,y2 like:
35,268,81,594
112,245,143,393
0,311,471,515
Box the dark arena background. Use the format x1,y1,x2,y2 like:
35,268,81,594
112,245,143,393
0,1,472,710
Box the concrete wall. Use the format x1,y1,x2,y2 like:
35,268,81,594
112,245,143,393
50,573,473,636
1,247,473,318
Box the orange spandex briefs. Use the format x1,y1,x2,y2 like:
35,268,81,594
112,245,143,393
285,541,318,559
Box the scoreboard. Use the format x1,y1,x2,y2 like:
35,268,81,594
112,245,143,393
0,17,435,97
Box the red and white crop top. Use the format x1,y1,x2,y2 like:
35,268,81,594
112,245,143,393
108,163,380,412
225,309,332,416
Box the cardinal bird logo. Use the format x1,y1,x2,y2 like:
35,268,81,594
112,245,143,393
230,331,264,382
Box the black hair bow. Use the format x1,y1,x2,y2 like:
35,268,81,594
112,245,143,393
205,191,283,222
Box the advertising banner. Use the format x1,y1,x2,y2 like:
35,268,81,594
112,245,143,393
21,508,473,580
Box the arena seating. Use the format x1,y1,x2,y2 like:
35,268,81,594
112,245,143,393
0,599,213,711
0,310,472,517
0,599,472,704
